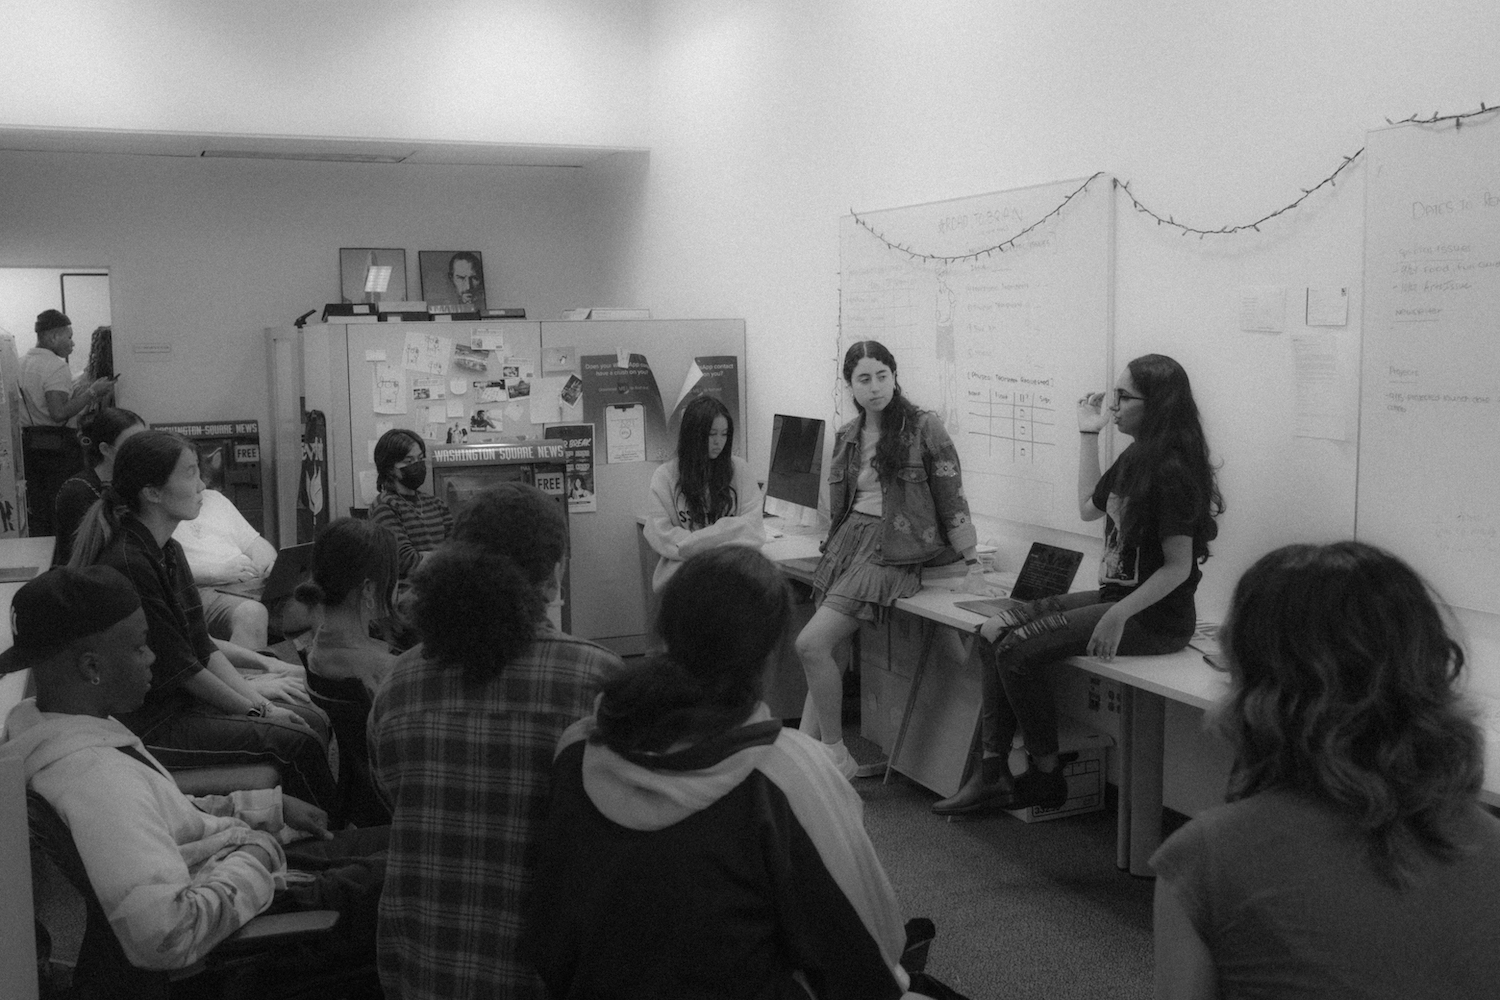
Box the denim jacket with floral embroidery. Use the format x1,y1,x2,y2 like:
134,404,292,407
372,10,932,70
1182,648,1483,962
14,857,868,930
825,410,978,566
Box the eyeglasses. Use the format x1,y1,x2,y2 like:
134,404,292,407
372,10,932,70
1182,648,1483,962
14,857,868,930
1113,390,1146,407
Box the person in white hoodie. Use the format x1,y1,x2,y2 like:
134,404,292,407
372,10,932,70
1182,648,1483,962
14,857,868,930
0,564,385,975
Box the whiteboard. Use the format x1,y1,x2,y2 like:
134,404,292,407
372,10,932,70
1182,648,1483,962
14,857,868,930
839,176,1114,535
1357,118,1500,615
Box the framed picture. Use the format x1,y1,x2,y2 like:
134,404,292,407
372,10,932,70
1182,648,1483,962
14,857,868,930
340,248,407,304
419,250,487,314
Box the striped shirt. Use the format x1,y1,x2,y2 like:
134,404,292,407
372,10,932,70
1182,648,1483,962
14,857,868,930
368,489,454,576
370,622,621,1000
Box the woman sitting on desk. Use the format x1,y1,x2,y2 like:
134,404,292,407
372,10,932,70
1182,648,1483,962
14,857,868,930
643,394,764,591
934,353,1223,815
1153,542,1500,998
68,429,337,813
369,428,453,580
51,406,146,566
797,340,994,781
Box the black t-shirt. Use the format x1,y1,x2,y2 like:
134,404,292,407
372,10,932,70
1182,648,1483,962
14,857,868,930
1091,446,1202,637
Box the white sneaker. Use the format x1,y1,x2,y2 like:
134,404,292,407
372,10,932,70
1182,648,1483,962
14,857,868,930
823,740,859,781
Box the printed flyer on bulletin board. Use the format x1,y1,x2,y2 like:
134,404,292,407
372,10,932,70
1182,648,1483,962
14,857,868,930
545,423,597,513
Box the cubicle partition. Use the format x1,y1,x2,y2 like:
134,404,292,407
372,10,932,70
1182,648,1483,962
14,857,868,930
269,318,746,654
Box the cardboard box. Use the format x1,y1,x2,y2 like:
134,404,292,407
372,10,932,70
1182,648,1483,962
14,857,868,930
1005,722,1113,823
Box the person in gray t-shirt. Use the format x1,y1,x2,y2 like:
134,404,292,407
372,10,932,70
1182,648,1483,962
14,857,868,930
1153,541,1500,999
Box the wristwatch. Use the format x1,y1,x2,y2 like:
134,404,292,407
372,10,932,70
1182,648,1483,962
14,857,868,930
246,702,269,718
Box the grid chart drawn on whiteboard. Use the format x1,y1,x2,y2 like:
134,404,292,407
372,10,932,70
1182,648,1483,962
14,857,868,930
1357,118,1500,615
838,176,1114,534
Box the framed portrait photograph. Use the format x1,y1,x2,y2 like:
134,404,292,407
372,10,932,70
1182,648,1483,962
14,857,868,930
339,248,408,304
419,250,487,314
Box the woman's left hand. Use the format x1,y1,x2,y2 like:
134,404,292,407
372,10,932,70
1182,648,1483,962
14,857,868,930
245,672,311,705
1086,607,1127,660
958,566,999,597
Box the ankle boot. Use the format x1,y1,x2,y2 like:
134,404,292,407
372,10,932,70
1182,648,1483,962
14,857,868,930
931,755,1018,815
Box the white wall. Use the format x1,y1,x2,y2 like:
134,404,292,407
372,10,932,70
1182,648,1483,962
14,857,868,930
0,149,626,430
611,0,1500,812
0,0,649,146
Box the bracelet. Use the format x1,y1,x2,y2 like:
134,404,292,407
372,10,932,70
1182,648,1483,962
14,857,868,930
964,558,980,566
1080,430,1100,435
246,702,268,718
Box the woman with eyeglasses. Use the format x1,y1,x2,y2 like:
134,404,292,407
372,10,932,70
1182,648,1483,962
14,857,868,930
369,428,454,580
934,353,1223,815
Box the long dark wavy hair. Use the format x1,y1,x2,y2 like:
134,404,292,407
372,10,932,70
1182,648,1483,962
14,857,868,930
674,395,737,529
68,430,193,569
843,340,924,481
1218,541,1483,887
1113,354,1223,561
593,547,792,756
410,483,566,678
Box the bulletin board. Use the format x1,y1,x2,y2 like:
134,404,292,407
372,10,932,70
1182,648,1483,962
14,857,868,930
839,175,1115,536
1356,117,1500,615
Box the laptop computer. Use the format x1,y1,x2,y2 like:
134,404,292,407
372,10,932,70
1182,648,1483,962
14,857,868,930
214,543,315,603
954,542,1085,619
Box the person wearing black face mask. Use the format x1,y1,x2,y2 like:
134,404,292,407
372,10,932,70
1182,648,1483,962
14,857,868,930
369,429,454,581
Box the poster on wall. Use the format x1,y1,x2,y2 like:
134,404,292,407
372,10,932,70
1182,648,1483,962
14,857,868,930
339,248,407,304
545,423,597,513
296,409,330,544
605,404,646,463
579,353,670,462
667,355,741,440
419,250,487,314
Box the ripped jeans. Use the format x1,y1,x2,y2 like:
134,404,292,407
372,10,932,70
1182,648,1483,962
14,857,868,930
979,590,1189,759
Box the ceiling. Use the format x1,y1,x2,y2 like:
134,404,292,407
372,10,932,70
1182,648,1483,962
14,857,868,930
0,126,643,168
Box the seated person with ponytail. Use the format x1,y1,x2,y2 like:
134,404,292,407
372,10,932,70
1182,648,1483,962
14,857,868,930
372,482,622,1000
294,517,401,826
51,407,147,566
69,430,339,815
526,546,946,1000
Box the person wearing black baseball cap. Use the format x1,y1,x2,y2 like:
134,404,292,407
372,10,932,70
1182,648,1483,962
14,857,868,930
0,565,385,975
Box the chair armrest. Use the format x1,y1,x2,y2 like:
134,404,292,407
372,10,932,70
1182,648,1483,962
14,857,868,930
220,910,340,949
172,764,281,796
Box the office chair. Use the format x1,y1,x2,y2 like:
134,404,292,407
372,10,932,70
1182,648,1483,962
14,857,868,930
25,790,373,1000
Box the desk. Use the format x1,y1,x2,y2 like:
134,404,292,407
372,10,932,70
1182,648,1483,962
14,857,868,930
642,525,1500,876
1065,649,1228,875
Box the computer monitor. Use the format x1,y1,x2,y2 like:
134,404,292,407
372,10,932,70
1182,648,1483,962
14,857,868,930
764,414,825,511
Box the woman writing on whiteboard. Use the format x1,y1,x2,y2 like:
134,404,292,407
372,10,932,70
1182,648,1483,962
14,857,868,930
934,353,1223,814
796,340,993,780
643,394,764,592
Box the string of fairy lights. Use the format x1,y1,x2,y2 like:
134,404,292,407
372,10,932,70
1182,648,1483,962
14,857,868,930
849,101,1498,257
